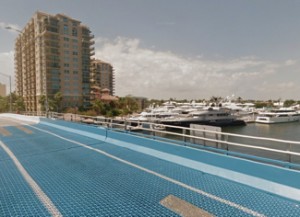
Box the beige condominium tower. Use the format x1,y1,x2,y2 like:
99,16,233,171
90,59,115,95
14,11,95,112
0,83,6,97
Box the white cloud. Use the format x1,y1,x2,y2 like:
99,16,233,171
1,35,298,100
254,81,300,100
285,59,297,66
94,37,299,100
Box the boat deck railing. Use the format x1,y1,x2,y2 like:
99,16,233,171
22,111,300,169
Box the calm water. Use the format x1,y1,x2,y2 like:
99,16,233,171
141,121,300,164
223,122,300,165
223,122,300,141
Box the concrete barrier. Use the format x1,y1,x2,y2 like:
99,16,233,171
0,113,40,124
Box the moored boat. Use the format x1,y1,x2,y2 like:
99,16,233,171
255,108,300,124
159,108,245,127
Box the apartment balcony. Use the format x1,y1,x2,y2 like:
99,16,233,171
89,40,95,45
81,29,93,37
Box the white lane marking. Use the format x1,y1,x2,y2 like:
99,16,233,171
28,124,265,217
0,141,62,217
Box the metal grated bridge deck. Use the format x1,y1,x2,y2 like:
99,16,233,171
0,116,300,216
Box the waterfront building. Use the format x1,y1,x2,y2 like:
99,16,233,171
0,83,6,97
99,88,118,102
90,59,115,97
14,11,95,111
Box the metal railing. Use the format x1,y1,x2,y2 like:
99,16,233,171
22,111,300,169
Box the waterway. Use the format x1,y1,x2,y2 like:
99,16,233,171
223,121,300,141
124,120,300,165
157,121,300,165
222,122,300,165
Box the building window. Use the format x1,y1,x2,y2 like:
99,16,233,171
63,25,69,35
72,28,77,37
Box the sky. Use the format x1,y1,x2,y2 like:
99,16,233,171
1,0,300,101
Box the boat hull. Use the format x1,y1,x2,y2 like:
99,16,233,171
255,109,300,124
256,116,300,124
160,119,246,127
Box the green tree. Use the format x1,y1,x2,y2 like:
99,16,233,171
255,102,268,109
14,95,25,112
0,96,8,112
107,108,121,117
92,99,105,115
53,92,63,112
210,96,222,103
284,99,296,107
118,96,139,115
0,93,24,113
237,96,243,103
39,95,46,111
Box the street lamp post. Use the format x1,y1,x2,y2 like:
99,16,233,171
5,26,22,33
0,73,12,112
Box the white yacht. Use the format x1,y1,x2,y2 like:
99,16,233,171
159,108,245,127
255,109,300,124
127,111,180,123
128,112,157,122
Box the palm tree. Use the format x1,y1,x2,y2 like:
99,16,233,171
92,99,105,115
53,92,63,112
14,95,25,113
39,95,46,111
118,96,139,115
237,97,242,103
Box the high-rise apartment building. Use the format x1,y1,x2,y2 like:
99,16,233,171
0,83,6,97
90,59,115,96
14,11,95,111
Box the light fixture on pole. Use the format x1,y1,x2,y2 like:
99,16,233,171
0,73,12,113
5,26,22,33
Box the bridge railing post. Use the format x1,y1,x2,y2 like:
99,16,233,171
287,143,292,167
182,129,187,146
